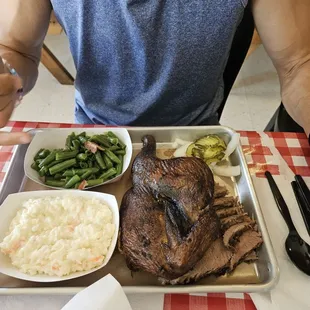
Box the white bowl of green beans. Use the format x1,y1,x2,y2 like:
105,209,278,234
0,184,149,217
24,128,133,190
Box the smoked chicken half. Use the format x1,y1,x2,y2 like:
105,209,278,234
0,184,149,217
119,135,220,280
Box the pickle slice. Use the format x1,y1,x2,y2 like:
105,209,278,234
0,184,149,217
186,143,195,157
195,135,226,149
186,135,227,165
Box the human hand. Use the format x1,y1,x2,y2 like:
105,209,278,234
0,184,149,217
0,58,31,145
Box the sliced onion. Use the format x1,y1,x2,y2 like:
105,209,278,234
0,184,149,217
224,133,240,159
172,138,192,149
209,162,217,168
212,164,241,177
173,142,192,157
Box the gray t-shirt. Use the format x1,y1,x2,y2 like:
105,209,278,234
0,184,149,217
51,0,247,125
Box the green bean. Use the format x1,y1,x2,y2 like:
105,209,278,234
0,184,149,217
86,179,104,187
31,162,40,171
62,167,99,177
79,162,88,169
90,135,110,148
52,148,64,154
45,180,66,187
87,160,93,168
37,149,51,159
65,175,81,188
55,150,78,161
35,159,44,165
76,132,87,142
116,155,123,175
107,136,118,145
38,151,56,168
72,140,80,150
63,168,75,177
78,135,88,144
80,170,93,180
107,131,125,148
98,167,117,181
65,135,73,149
34,148,44,160
108,146,121,152
105,149,121,164
39,166,49,177
77,153,88,161
54,173,63,180
115,150,126,155
103,153,113,169
95,151,106,170
47,160,63,168
49,158,77,175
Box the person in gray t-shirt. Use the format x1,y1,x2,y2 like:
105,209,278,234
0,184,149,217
0,0,310,145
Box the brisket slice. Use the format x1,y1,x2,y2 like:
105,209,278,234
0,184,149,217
216,206,244,218
213,197,236,210
214,184,229,198
220,214,251,230
223,221,255,248
159,231,262,285
229,230,263,270
159,238,233,285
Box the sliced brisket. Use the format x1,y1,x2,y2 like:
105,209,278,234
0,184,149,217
159,238,233,285
229,230,263,270
220,214,251,230
216,206,244,218
223,222,254,248
213,196,236,210
214,184,229,198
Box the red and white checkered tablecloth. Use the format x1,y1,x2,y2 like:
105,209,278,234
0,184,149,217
239,131,310,178
1,121,309,310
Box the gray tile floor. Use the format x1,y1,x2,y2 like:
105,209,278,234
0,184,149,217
12,33,281,131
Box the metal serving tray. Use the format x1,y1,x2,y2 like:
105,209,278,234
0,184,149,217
0,126,279,295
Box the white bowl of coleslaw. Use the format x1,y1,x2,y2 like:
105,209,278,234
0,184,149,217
0,190,119,282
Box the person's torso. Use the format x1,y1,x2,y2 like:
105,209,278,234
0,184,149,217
51,0,247,125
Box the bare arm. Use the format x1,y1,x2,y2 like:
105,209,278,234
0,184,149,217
0,0,51,144
0,0,52,93
253,0,310,136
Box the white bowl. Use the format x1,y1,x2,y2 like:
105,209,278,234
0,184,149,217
24,128,133,190
0,190,119,282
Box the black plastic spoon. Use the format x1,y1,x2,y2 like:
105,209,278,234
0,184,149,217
265,171,310,276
